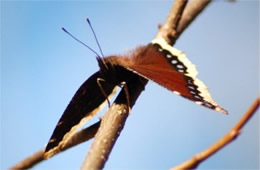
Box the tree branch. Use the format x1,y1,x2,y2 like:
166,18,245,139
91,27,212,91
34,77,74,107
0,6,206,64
154,0,188,45
81,76,147,169
10,0,213,169
10,121,100,169
176,0,211,40
81,0,189,169
172,97,260,170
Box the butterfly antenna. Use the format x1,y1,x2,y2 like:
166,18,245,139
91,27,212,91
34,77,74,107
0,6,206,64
86,18,104,57
61,27,100,57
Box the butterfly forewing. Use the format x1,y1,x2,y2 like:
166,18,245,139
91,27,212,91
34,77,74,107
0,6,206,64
120,38,227,114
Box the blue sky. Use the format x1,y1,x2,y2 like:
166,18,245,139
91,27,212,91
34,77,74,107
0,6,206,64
1,1,259,169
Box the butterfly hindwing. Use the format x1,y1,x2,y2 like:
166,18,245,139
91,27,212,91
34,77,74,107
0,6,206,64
44,71,117,159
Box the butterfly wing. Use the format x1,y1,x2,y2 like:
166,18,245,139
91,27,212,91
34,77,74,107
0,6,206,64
44,71,117,158
123,38,227,114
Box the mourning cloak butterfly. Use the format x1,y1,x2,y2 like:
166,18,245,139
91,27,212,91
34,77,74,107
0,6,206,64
44,35,227,159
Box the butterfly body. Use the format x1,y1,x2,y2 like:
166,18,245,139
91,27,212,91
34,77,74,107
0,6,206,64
97,56,138,86
44,38,227,158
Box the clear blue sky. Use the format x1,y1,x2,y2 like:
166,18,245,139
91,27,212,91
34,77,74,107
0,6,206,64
1,1,259,169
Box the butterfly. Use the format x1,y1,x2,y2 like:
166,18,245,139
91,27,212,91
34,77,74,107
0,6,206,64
44,29,227,159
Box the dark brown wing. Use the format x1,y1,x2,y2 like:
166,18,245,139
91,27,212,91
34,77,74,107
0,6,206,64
44,71,117,158
121,39,227,113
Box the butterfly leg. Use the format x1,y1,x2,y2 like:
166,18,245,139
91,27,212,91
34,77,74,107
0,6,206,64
97,78,111,107
119,81,131,113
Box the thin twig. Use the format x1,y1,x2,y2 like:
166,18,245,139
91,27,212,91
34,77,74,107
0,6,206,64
176,0,211,40
154,0,188,45
10,149,45,170
10,121,100,169
172,97,260,170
